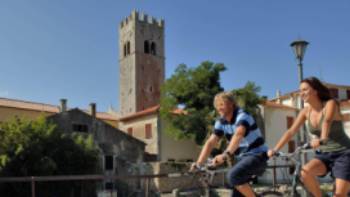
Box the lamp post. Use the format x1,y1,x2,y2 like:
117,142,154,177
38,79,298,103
290,40,309,197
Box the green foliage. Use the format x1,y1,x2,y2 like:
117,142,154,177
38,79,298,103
232,81,266,117
0,116,101,197
160,61,226,145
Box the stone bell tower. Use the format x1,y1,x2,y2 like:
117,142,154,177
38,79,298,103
119,11,165,116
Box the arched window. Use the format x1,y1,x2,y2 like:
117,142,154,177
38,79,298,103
144,40,150,54
151,42,156,55
127,41,131,55
123,44,127,57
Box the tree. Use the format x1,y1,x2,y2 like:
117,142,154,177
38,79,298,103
160,61,226,145
0,116,101,197
232,81,266,117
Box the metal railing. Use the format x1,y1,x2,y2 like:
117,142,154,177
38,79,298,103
0,173,170,197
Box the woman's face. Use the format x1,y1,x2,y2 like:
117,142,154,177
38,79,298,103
215,98,234,117
299,82,318,103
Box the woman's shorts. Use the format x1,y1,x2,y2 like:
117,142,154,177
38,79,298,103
315,149,350,181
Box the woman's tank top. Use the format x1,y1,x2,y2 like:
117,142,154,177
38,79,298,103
306,108,350,152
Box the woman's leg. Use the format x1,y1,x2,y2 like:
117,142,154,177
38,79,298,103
333,178,350,197
300,159,327,197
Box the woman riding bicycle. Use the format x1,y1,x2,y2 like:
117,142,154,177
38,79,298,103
190,91,268,197
268,76,350,197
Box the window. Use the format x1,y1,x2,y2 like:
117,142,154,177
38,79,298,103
286,116,294,129
105,182,113,190
72,123,88,132
144,40,150,53
288,140,296,174
123,44,127,57
127,127,133,136
347,90,350,99
126,41,130,55
150,42,156,55
145,124,152,139
329,88,339,99
105,155,113,170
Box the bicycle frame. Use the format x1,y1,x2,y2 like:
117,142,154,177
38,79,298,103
276,144,314,197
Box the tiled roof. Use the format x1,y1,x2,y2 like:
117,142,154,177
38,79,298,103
119,105,160,121
0,97,59,113
271,81,350,101
0,97,118,121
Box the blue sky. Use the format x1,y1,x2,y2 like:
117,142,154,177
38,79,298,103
1,1,349,112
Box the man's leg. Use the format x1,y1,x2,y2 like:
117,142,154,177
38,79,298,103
228,154,266,197
235,183,256,197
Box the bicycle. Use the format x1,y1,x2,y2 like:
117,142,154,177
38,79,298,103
271,142,315,197
272,142,350,197
168,158,283,197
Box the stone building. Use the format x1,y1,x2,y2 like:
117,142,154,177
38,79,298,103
47,102,145,194
119,10,165,117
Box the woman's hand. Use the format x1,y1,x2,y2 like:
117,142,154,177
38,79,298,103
310,138,321,149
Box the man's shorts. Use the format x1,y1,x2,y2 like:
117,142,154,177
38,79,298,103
315,149,350,181
226,152,268,187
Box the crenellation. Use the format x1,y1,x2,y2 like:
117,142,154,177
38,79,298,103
120,11,163,29
131,10,138,20
158,19,164,27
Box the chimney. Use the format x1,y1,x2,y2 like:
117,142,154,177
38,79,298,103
89,103,96,118
60,99,67,112
276,89,282,104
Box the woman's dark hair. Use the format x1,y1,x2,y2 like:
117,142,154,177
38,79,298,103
301,76,332,102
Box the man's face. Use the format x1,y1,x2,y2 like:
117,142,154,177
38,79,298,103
216,98,234,117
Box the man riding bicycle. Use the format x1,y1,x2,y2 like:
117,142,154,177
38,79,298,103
190,91,268,197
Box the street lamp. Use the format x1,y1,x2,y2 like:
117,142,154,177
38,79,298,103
290,39,309,83
290,39,309,144
290,39,309,181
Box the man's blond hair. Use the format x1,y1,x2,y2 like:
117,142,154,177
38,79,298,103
213,91,236,109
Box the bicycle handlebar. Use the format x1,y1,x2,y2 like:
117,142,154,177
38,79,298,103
273,140,327,158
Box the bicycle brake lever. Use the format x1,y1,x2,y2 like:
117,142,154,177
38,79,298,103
302,143,311,149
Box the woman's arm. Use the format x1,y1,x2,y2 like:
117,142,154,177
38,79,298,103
320,99,338,141
272,107,308,152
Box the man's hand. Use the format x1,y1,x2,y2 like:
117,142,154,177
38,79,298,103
189,162,201,173
211,153,226,167
267,149,277,158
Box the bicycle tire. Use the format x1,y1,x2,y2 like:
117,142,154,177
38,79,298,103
172,188,209,197
260,191,284,197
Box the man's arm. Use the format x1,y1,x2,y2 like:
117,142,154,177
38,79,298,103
195,134,220,165
224,125,246,155
211,126,246,166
